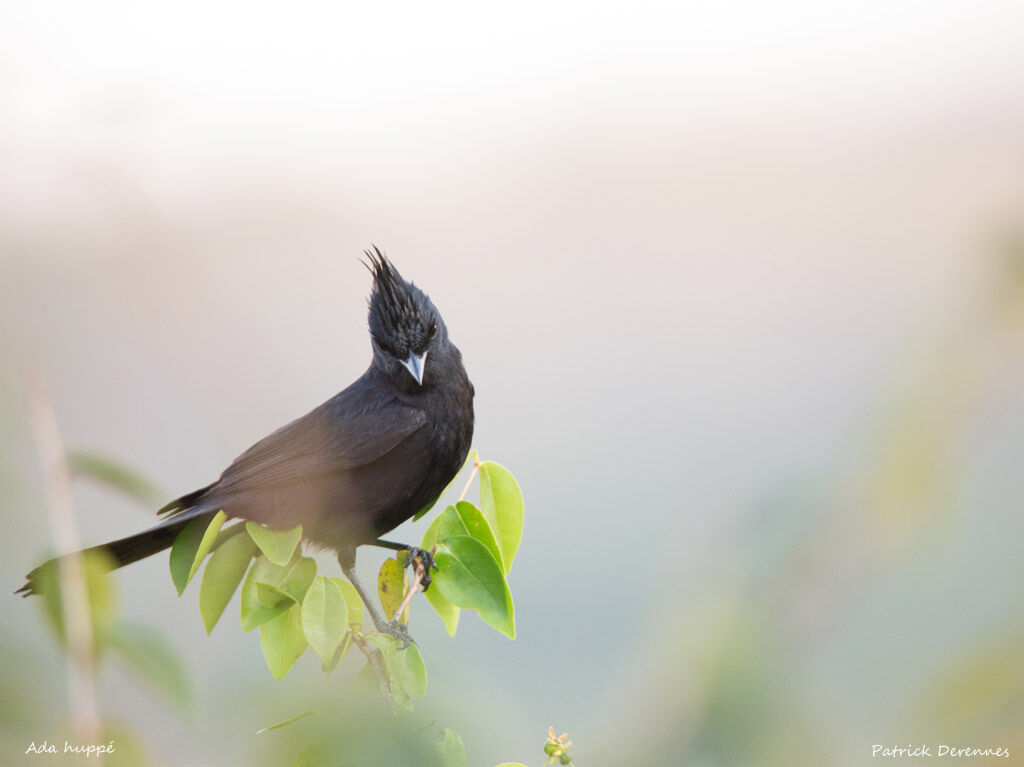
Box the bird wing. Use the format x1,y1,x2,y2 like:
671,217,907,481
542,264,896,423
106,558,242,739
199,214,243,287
209,388,427,498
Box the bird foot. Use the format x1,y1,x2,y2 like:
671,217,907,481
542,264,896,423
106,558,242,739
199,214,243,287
378,619,415,650
402,546,438,591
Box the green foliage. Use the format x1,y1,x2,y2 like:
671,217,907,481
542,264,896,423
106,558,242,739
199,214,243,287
240,551,316,632
31,446,530,766
66,449,163,506
329,577,363,627
30,548,192,715
292,742,330,767
169,510,226,595
163,451,524,760
422,572,461,636
256,710,317,735
34,549,118,647
433,537,515,639
437,728,466,767
199,530,257,633
367,634,428,711
423,501,503,571
478,461,524,573
171,453,523,684
259,603,308,679
108,623,191,709
246,521,303,566
416,461,524,637
301,576,349,663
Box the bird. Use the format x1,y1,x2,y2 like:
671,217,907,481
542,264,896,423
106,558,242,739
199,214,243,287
18,247,475,643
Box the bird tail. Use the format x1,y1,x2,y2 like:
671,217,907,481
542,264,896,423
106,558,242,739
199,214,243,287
16,506,219,597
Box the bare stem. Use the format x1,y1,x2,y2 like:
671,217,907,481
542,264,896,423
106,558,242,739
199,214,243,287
457,452,481,502
394,555,428,623
24,367,100,743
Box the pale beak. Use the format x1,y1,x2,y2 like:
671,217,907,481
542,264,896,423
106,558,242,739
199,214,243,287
401,350,428,385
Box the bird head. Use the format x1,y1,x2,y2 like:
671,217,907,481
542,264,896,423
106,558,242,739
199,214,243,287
364,246,449,389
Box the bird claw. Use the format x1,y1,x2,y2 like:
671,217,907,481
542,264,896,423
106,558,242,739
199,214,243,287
379,619,415,650
402,546,438,591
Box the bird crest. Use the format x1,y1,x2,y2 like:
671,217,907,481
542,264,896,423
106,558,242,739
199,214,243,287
364,246,433,354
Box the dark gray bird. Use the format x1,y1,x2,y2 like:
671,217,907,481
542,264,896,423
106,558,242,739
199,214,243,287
18,248,475,642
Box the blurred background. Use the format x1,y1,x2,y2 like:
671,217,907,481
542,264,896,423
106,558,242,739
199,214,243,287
3,1,1024,764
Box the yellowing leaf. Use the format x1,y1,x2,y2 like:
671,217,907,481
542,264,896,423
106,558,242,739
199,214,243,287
377,556,407,621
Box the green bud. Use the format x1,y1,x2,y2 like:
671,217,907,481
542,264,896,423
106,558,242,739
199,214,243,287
559,754,572,765
544,743,557,755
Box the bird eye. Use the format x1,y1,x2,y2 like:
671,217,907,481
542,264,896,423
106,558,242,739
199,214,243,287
429,323,438,339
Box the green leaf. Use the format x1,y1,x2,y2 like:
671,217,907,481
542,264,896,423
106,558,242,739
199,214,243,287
109,622,190,709
210,522,246,550
478,461,523,573
199,531,256,634
367,634,428,701
411,500,437,523
293,743,329,767
301,576,349,663
438,502,503,569
241,593,288,633
377,556,407,621
423,580,460,636
257,582,296,608
397,642,427,700
352,660,380,693
245,522,303,566
170,511,227,596
320,578,362,672
256,709,316,735
34,549,118,650
438,728,467,767
258,604,308,679
321,632,354,674
241,555,317,632
433,537,515,639
66,450,162,506
420,513,443,551
264,555,317,600
329,577,364,629
420,519,461,635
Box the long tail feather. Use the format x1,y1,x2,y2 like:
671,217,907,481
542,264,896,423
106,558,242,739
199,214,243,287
16,509,217,596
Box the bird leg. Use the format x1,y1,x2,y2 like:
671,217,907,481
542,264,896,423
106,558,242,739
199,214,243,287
370,539,439,590
337,548,415,649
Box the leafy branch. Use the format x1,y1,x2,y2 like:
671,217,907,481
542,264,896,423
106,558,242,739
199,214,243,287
28,438,552,766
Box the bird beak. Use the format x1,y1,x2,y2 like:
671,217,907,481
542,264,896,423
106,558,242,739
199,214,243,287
401,350,428,385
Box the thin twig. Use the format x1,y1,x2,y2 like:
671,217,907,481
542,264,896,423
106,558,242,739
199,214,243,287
350,632,394,712
24,367,100,743
394,555,428,623
457,452,481,502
